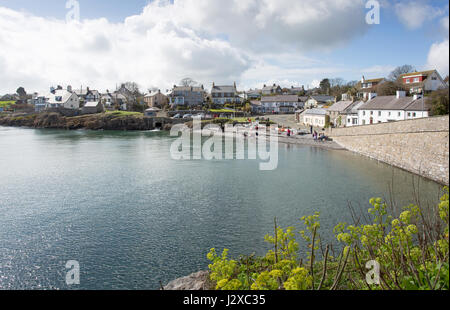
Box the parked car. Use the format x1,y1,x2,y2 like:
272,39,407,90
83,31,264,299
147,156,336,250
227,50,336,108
172,114,181,119
183,114,193,119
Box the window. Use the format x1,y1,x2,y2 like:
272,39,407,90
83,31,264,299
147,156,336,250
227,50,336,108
431,77,437,80
414,78,419,83
408,112,411,117
378,111,381,117
370,111,373,115
363,111,366,116
406,79,410,84
413,113,416,117
398,112,401,117
388,112,391,116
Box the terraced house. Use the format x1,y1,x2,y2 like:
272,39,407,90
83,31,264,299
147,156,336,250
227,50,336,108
210,82,240,105
358,91,430,125
169,85,205,107
260,95,303,114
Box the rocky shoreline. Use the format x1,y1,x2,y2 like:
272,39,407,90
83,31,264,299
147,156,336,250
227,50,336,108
0,112,345,150
0,112,172,131
163,271,213,290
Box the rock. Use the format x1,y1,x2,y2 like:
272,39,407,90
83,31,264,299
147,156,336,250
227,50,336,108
163,271,212,290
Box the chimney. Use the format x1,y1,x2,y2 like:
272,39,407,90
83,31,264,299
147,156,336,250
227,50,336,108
396,90,406,99
368,93,377,101
67,85,72,92
413,94,423,100
361,75,366,83
50,86,55,94
263,84,266,88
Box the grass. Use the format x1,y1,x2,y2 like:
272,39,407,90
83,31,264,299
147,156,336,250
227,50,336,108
0,101,15,108
105,111,143,117
209,109,237,113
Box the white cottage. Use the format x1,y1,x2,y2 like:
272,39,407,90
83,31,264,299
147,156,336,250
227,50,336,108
46,86,80,109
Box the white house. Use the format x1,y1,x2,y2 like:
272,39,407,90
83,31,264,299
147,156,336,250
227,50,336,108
358,91,430,125
45,86,80,109
342,101,365,127
260,95,302,114
305,95,336,109
301,108,329,128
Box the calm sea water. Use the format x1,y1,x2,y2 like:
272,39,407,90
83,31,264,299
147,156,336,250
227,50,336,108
0,126,443,289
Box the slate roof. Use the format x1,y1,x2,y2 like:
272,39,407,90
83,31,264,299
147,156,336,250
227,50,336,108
358,95,429,111
309,95,335,103
261,95,299,102
211,85,236,93
327,100,354,112
46,89,76,104
304,108,328,116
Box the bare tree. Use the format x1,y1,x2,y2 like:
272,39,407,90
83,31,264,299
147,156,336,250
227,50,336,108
180,77,198,87
388,65,416,81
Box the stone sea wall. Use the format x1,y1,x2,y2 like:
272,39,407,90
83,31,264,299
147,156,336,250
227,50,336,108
326,116,449,185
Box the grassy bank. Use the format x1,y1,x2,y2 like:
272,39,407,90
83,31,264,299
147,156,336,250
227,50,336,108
207,188,449,290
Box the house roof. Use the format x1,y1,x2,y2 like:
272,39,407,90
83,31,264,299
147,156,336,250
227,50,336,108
261,95,299,102
211,85,236,93
46,89,76,104
309,95,335,103
262,84,281,91
247,89,262,95
173,86,205,92
343,101,365,114
404,97,431,111
84,101,101,107
327,100,354,112
363,78,385,83
400,70,436,78
358,95,428,111
304,108,328,116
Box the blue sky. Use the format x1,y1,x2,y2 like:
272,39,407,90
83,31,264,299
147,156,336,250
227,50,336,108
0,0,448,93
0,0,151,22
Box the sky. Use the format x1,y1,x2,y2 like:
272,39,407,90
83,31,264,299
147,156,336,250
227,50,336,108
0,0,448,94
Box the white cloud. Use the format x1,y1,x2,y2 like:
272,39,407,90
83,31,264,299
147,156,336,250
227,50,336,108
426,39,449,77
0,0,372,94
395,1,445,30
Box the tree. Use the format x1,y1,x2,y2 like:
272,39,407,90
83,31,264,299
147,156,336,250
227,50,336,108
430,89,449,116
122,82,141,97
319,79,330,94
388,65,416,81
376,81,404,96
16,87,27,99
180,77,198,87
